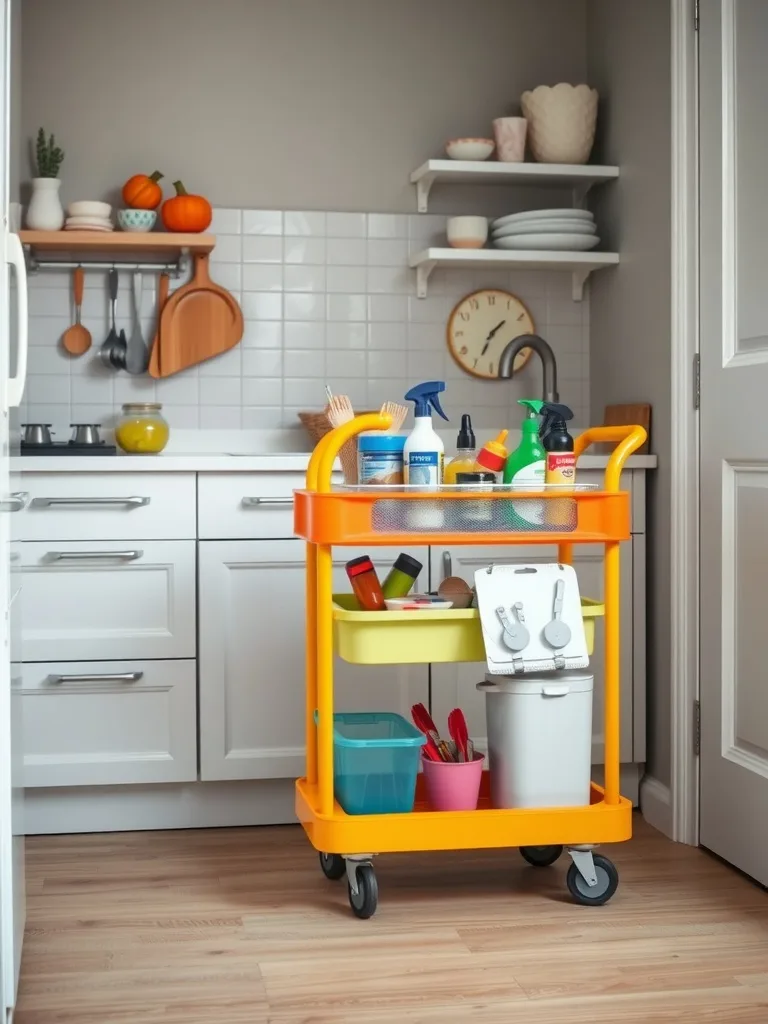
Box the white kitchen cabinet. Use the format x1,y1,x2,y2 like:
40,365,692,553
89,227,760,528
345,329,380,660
21,659,197,787
198,539,428,781
21,540,196,662
21,473,196,542
430,540,635,765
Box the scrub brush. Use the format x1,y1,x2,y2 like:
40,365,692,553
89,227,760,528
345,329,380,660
380,400,408,432
325,389,358,484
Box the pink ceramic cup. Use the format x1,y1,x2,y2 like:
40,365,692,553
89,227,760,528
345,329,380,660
493,117,528,162
422,751,484,811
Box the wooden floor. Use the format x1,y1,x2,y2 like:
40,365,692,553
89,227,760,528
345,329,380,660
15,815,768,1023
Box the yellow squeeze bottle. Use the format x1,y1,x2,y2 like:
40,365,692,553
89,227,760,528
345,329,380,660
444,414,478,484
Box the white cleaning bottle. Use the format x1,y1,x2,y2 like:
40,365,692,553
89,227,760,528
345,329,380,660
403,381,449,486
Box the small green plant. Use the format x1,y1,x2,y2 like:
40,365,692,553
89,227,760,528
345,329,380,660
34,128,64,178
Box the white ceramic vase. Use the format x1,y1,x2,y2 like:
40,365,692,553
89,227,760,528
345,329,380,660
520,84,598,164
26,177,64,230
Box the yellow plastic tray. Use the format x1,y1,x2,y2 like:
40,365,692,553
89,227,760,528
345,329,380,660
333,594,605,665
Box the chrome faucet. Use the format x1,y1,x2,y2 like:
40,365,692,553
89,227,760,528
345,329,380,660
498,333,559,404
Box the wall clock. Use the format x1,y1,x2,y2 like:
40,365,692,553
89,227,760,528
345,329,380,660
446,288,534,380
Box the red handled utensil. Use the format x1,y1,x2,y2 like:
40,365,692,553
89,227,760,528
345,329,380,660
412,703,453,762
448,708,470,763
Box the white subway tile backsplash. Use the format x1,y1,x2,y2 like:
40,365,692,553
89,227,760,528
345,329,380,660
284,321,325,349
242,292,283,320
242,377,284,405
242,349,283,377
284,211,326,237
243,264,283,292
326,238,366,267
327,212,366,238
284,237,326,265
368,214,408,239
284,293,325,321
242,209,283,235
200,406,242,429
368,295,408,322
284,350,324,378
243,320,283,349
327,323,367,349
243,236,283,263
23,206,591,432
210,208,242,234
199,377,241,406
326,294,366,322
326,266,367,293
209,234,242,264
327,349,366,378
283,265,326,292
367,239,408,267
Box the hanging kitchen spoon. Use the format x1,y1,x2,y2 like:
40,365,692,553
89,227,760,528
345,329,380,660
497,601,529,652
125,271,148,374
61,266,91,356
543,578,572,650
99,268,122,369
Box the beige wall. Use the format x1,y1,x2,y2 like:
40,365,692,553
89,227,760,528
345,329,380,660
21,0,587,213
586,0,672,785
10,0,21,199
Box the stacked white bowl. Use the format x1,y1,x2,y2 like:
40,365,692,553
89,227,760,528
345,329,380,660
65,201,113,232
490,208,599,251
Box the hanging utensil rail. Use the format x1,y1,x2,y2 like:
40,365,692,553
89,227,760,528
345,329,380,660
23,254,190,278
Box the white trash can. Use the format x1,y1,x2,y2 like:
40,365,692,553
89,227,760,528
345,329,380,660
477,671,593,809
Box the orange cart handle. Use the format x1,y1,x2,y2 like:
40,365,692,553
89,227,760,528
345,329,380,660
307,413,393,492
575,425,648,493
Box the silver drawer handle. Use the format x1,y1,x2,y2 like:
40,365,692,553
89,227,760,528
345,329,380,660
0,491,29,513
31,496,150,508
48,550,143,561
242,496,294,507
47,672,144,685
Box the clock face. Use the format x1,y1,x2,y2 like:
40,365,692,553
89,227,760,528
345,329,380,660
446,289,534,380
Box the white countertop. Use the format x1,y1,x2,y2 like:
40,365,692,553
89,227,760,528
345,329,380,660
16,452,658,473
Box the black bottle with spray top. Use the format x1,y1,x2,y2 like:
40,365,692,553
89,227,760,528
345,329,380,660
540,402,576,486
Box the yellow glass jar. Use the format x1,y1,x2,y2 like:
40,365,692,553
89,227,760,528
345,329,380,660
115,403,170,454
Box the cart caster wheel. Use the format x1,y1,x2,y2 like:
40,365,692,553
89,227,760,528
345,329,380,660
348,863,378,919
319,852,346,881
566,854,619,906
520,845,563,868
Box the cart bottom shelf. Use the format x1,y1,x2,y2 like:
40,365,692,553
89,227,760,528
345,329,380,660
295,772,632,855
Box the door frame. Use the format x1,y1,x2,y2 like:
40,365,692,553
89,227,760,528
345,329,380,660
666,0,700,845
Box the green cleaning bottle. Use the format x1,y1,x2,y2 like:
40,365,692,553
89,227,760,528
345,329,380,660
504,399,546,530
504,400,545,485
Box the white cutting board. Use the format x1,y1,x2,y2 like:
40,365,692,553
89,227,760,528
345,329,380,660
474,563,588,675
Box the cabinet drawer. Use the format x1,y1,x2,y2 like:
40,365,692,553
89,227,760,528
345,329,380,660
21,659,197,787
20,472,196,541
198,472,306,539
21,540,196,662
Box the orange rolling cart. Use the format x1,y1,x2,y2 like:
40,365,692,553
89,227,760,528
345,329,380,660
294,414,647,917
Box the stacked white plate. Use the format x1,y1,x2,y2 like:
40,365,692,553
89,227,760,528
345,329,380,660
490,208,599,251
64,201,114,232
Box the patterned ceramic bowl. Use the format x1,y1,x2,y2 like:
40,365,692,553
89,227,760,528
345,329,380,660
117,208,157,232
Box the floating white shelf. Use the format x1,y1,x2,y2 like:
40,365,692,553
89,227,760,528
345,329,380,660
408,247,619,301
410,160,619,212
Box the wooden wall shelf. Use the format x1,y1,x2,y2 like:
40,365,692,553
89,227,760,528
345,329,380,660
19,231,216,275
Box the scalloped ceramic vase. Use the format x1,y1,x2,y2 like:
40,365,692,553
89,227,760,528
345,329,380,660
520,84,598,164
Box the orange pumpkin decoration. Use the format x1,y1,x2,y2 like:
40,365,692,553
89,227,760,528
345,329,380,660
122,170,164,210
161,181,212,233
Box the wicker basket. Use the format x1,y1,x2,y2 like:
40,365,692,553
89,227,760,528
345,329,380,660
297,410,377,485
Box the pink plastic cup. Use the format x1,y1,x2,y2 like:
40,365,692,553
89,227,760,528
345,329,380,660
421,752,484,811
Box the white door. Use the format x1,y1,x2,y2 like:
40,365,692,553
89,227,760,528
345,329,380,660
699,0,768,885
198,540,428,781
0,0,26,1012
430,543,634,765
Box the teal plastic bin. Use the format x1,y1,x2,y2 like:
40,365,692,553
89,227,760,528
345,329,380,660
328,712,426,815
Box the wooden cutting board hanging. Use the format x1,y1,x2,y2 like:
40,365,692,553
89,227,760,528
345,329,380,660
157,253,243,377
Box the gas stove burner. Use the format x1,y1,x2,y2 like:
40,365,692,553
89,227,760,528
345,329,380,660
21,423,53,445
70,423,102,446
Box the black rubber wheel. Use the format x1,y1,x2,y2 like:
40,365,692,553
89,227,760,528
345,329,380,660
347,863,378,919
566,854,619,906
520,845,563,868
319,852,346,881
